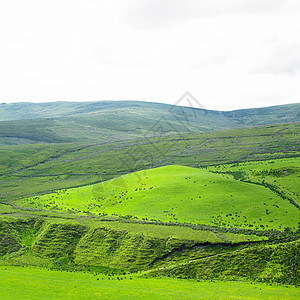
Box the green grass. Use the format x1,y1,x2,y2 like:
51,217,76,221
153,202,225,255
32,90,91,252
1,121,300,201
0,266,299,300
75,220,264,243
0,216,297,284
0,217,265,273
207,157,300,208
1,103,300,293
0,203,17,214
16,165,300,231
149,238,300,285
1,122,299,202
0,217,266,272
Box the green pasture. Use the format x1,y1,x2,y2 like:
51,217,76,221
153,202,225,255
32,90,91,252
208,157,300,207
0,266,298,300
16,165,300,230
1,122,299,203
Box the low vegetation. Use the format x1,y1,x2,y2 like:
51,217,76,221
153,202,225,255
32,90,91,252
0,104,300,297
16,164,299,232
1,266,299,300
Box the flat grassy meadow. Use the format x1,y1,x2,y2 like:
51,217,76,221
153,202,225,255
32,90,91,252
0,266,298,300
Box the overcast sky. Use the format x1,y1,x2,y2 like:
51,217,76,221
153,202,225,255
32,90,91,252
0,0,300,110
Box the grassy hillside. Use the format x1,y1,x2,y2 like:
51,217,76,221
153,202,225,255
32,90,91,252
1,122,299,202
0,101,174,121
0,216,297,285
1,109,300,290
15,165,300,231
208,157,300,208
0,101,299,144
0,217,265,271
224,103,300,126
149,238,300,285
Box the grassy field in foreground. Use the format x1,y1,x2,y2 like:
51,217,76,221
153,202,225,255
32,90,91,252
16,165,300,230
0,266,298,300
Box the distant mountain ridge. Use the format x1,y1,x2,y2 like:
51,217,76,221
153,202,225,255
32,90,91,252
0,101,299,145
0,100,299,122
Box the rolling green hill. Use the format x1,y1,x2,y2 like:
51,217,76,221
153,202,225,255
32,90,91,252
0,122,299,202
0,101,299,144
15,165,300,231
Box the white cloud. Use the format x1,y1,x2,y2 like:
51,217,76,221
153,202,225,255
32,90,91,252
253,41,300,75
191,52,228,70
125,0,285,29
0,0,299,110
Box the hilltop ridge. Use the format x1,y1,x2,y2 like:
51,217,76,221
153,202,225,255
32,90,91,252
0,101,299,144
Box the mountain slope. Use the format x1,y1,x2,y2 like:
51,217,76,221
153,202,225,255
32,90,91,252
0,101,299,144
225,103,300,126
0,101,162,121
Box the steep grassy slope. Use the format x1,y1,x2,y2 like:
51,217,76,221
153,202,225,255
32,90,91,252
0,217,297,285
0,218,264,271
16,165,300,231
0,101,299,144
149,238,300,285
1,122,299,202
